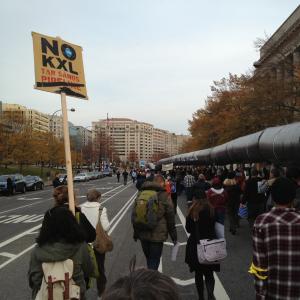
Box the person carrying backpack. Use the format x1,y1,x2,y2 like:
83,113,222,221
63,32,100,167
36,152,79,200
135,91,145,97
132,175,177,270
28,206,93,300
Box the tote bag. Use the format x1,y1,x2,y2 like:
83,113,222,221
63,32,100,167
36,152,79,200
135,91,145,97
93,207,113,254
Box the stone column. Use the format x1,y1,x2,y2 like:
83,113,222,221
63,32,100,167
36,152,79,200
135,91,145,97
293,50,300,79
276,64,284,81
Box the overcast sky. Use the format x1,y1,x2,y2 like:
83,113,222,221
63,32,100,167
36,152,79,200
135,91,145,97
0,1,299,134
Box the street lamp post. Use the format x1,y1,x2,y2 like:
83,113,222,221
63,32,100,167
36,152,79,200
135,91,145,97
48,108,75,169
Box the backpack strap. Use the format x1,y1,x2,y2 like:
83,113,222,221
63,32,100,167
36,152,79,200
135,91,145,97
48,276,54,300
64,272,70,299
98,206,103,222
75,212,80,223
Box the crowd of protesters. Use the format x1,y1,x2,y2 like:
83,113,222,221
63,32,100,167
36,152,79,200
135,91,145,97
27,163,300,300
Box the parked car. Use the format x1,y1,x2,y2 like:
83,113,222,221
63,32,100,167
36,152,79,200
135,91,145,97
74,173,89,182
25,175,44,191
86,172,94,181
103,168,113,177
0,174,27,194
94,171,103,179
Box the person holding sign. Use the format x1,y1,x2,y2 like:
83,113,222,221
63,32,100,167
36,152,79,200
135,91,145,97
32,32,88,216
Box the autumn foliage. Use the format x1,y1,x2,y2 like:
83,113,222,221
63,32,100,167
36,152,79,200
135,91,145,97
185,71,300,151
0,116,85,171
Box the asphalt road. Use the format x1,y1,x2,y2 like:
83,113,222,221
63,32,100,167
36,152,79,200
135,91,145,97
0,176,255,300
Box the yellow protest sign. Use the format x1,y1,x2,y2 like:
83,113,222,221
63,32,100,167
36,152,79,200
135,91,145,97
32,32,88,99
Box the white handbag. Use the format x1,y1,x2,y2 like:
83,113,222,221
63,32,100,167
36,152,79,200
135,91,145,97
197,238,227,264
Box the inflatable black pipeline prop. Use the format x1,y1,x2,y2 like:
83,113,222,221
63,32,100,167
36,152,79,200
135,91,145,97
158,122,300,167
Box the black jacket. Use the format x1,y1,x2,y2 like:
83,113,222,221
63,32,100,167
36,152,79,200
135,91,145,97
62,204,96,243
185,208,220,272
243,177,266,217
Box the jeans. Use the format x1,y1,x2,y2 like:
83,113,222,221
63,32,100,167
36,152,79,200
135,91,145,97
215,210,225,225
141,240,163,270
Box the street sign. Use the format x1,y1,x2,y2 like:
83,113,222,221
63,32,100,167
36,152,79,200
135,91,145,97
32,32,88,99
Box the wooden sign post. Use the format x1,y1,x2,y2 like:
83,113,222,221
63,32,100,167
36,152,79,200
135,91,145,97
32,32,88,215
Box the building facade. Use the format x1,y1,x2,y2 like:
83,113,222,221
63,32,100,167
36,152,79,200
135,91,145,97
49,115,63,139
254,5,300,79
1,103,50,132
92,118,154,162
27,109,49,133
74,126,92,148
92,118,190,162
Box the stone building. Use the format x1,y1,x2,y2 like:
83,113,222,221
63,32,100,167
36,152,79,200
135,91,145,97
254,5,300,79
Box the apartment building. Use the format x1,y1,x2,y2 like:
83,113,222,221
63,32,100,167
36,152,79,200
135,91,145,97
153,128,169,155
92,118,154,162
92,118,190,162
27,109,49,133
49,115,63,139
74,125,92,147
1,103,49,132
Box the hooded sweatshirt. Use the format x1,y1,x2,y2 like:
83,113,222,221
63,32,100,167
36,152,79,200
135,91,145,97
28,242,93,299
81,201,110,231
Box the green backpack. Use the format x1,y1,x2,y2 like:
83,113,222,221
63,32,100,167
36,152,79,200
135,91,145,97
132,190,159,230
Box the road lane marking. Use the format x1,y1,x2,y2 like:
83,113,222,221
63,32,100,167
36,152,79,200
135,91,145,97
171,278,195,286
158,256,163,272
108,191,138,227
101,184,133,205
108,192,138,235
0,184,123,215
17,197,42,201
0,224,42,249
0,188,137,270
164,241,187,246
0,214,44,224
176,205,188,235
0,252,16,259
0,244,36,270
0,200,47,215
